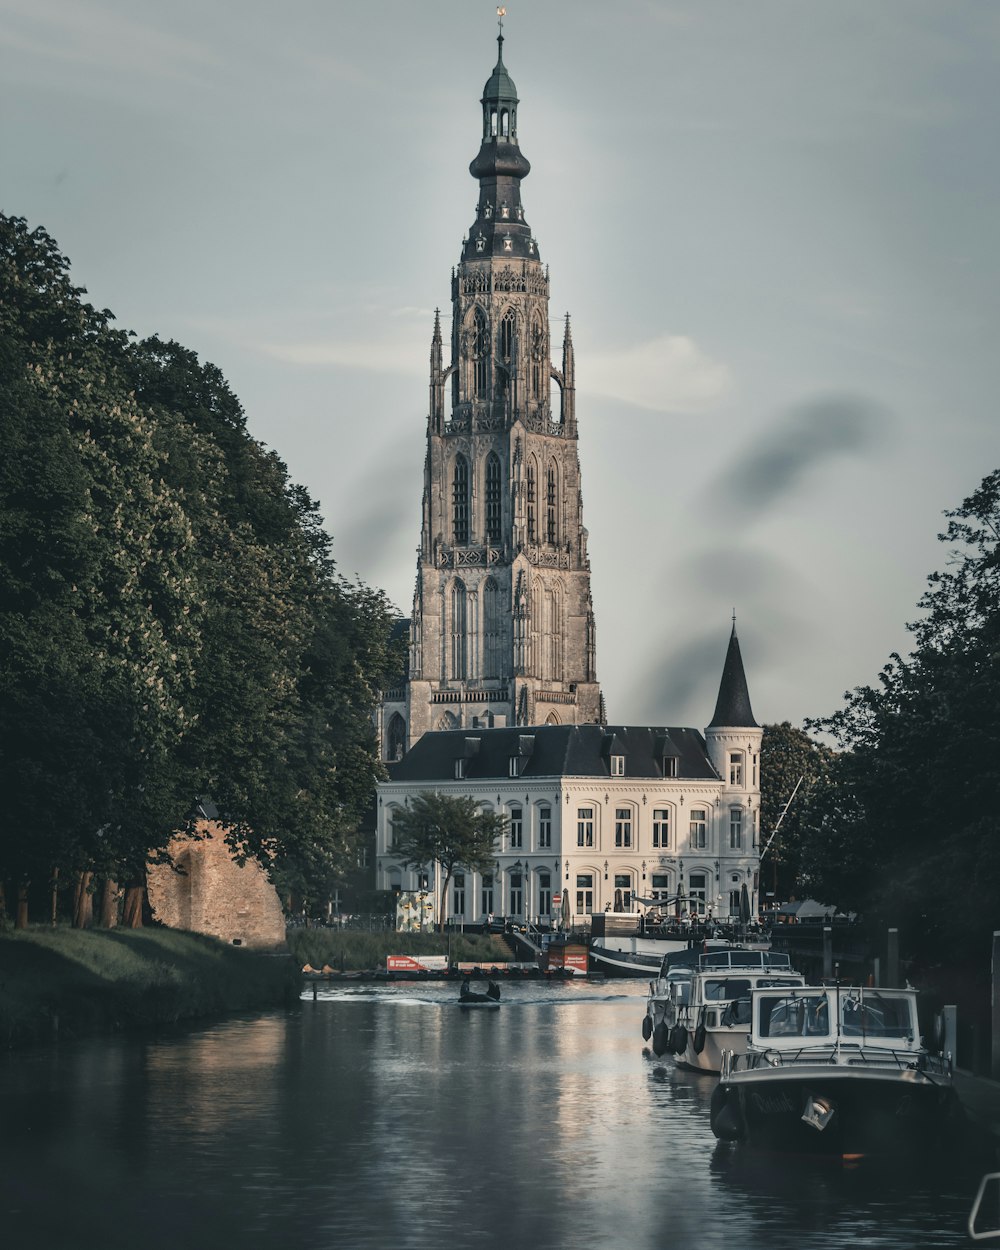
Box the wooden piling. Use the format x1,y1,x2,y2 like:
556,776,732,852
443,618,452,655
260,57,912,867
887,927,899,988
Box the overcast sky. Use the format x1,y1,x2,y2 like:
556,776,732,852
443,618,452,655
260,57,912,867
4,0,998,731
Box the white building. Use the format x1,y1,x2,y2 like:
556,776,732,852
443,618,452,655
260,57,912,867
376,628,761,927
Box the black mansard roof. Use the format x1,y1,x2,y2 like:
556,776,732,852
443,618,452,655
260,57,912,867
387,724,719,784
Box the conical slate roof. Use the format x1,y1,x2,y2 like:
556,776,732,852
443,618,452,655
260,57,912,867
708,625,758,728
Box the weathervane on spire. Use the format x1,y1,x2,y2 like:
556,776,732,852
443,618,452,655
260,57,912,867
497,6,506,50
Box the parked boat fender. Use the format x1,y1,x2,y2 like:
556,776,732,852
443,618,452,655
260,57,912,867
669,1024,688,1055
692,1014,707,1055
642,1014,653,1041
652,1021,670,1057
710,1083,745,1142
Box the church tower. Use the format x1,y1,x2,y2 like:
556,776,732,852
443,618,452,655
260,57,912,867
381,26,602,758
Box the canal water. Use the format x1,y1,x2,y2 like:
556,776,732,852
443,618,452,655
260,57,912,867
0,980,988,1249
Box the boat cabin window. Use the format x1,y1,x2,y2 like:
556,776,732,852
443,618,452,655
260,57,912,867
840,992,913,1040
704,978,752,1002
721,998,752,1027
758,994,830,1039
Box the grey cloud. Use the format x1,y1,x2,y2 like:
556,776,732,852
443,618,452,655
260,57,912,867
713,394,891,523
628,635,727,726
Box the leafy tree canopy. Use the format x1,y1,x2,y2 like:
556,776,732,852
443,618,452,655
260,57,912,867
0,214,401,921
759,722,834,903
390,793,507,930
803,469,1000,967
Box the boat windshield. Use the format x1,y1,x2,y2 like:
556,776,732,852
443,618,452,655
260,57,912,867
755,988,916,1043
758,993,831,1039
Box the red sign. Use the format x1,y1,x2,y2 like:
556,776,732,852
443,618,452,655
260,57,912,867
552,893,562,907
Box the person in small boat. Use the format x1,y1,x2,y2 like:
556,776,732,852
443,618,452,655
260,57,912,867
487,981,500,1001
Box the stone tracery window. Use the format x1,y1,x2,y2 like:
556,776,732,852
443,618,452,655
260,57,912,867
472,307,489,398
546,462,558,544
483,577,501,679
526,456,537,542
485,453,502,543
451,579,468,679
453,454,470,545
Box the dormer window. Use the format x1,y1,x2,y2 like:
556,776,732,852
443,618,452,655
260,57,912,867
663,756,677,778
509,756,519,778
610,754,625,777
455,758,466,780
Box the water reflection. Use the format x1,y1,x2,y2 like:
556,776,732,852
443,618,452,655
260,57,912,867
0,982,988,1249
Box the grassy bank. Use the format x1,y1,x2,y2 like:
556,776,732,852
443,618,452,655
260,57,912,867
0,926,299,1050
286,927,511,971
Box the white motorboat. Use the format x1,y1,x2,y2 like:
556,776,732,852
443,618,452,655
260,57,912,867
643,949,805,1073
711,984,960,1159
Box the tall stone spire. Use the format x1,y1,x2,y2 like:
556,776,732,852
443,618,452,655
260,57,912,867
378,25,602,757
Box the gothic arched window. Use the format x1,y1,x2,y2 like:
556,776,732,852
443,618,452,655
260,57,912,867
473,308,489,398
386,714,406,762
498,308,516,364
526,457,537,543
483,577,501,679
545,587,562,681
451,580,468,680
530,315,545,401
453,454,470,546
497,308,516,403
546,462,559,544
485,453,502,544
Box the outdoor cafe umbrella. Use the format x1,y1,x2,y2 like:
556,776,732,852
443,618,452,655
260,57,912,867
740,882,752,925
560,888,571,930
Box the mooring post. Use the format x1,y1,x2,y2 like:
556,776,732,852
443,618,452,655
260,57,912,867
887,928,899,988
992,931,1000,1080
943,1004,957,1068
823,925,833,980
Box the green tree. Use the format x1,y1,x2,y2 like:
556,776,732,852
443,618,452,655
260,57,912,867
390,793,507,931
759,722,833,903
1,215,400,923
805,468,1000,967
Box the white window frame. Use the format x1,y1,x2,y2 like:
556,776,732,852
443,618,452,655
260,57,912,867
729,807,743,850
577,806,594,848
539,805,552,849
614,806,633,848
610,754,625,777
652,808,670,849
690,809,707,850
510,806,523,849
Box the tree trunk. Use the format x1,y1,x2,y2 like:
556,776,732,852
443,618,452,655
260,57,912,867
438,867,452,933
15,882,29,929
122,884,144,928
72,870,94,929
99,878,120,928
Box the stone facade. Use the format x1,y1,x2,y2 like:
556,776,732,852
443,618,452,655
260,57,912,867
377,630,763,925
147,819,286,949
378,33,602,761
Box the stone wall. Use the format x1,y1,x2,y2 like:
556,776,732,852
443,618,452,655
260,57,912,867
147,820,286,949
